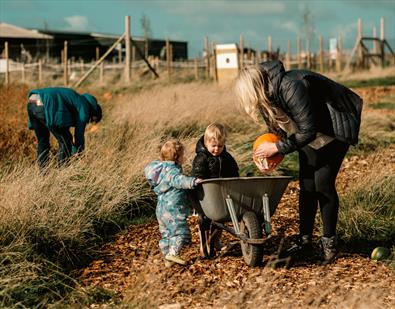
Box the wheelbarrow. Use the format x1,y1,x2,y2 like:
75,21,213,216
194,176,291,266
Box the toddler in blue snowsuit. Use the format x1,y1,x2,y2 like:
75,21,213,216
144,139,202,266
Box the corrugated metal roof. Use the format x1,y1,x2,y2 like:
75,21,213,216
0,22,53,39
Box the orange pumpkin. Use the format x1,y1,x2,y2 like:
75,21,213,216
253,133,284,171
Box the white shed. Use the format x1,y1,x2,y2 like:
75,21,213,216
215,43,239,83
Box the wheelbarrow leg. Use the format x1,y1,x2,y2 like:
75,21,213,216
208,225,223,256
262,194,271,236
198,214,211,258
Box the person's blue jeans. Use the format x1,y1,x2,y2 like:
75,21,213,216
28,103,73,170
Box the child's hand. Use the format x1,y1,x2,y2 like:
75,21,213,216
195,178,204,184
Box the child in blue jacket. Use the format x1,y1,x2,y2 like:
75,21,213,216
144,139,202,266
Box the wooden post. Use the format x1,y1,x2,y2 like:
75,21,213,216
169,44,173,76
212,42,217,81
373,26,378,54
357,18,363,67
239,34,244,68
297,37,302,68
166,38,171,79
319,35,324,73
336,35,343,72
100,61,104,84
256,49,261,64
194,57,199,80
38,59,42,84
205,36,210,78
380,17,385,67
21,63,25,83
268,36,272,59
80,59,84,74
63,41,68,86
124,16,131,83
96,47,100,61
132,45,136,63
118,45,122,64
5,42,9,85
286,40,291,70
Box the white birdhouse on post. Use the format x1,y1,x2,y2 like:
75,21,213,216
215,43,239,84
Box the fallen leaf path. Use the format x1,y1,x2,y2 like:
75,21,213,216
78,87,395,308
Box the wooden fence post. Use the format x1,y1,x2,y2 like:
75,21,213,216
38,59,42,85
239,34,244,68
336,35,343,72
169,44,173,75
21,63,25,83
124,15,131,83
268,35,272,59
357,18,363,67
212,42,217,81
205,36,210,78
319,35,324,73
194,57,199,80
297,36,302,69
166,38,171,79
80,59,84,74
100,61,104,84
63,41,68,86
5,42,9,85
96,47,100,61
285,40,291,70
380,17,385,66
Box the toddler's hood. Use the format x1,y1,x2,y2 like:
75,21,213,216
144,160,164,187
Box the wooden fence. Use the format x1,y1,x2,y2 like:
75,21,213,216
1,16,394,86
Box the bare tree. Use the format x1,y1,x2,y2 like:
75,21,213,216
302,4,315,55
140,14,152,58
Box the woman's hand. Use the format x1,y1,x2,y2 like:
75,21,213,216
254,142,279,158
253,142,280,172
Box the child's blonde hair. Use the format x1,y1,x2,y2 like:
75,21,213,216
204,123,226,145
160,139,184,164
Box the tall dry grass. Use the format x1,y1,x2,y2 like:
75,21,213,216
0,81,262,307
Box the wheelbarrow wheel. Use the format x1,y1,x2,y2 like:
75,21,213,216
240,211,264,266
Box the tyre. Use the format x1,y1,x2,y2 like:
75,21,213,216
240,211,264,266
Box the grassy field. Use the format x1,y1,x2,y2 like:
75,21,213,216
0,69,394,307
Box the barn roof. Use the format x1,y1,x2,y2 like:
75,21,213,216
0,22,53,39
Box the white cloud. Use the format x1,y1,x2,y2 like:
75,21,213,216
278,21,299,34
160,0,286,16
64,15,88,31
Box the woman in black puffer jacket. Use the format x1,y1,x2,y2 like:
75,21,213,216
234,60,363,264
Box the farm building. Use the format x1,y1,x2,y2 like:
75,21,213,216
0,23,53,62
0,22,188,62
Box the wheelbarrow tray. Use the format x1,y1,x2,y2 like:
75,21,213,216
196,176,292,223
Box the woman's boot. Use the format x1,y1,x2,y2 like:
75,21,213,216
321,236,338,265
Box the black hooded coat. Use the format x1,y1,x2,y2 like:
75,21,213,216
192,136,239,179
259,61,363,154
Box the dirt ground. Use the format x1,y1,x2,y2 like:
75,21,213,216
78,86,395,308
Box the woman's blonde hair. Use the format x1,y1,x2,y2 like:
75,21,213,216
204,123,226,145
160,139,184,164
234,65,280,129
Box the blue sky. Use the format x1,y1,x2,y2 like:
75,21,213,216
1,0,394,58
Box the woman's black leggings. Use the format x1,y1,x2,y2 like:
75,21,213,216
298,139,349,238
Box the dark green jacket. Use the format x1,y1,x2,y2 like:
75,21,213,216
27,87,92,151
